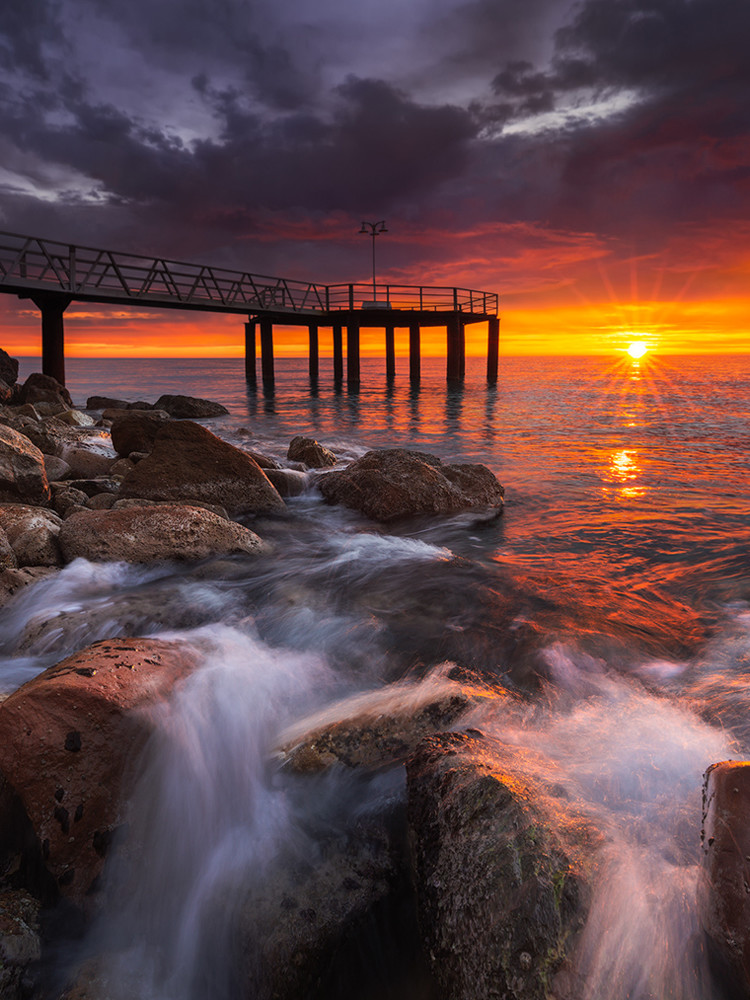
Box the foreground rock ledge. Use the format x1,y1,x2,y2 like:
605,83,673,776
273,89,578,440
407,731,593,1000
318,449,504,522
700,760,750,998
0,638,202,909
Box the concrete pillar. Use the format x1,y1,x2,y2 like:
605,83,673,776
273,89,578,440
409,323,421,381
347,323,360,387
244,319,257,382
333,324,343,382
260,318,274,384
385,324,396,380
447,314,465,382
487,316,500,384
308,323,319,381
31,292,71,386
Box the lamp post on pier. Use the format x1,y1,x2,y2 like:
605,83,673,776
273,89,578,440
358,220,388,302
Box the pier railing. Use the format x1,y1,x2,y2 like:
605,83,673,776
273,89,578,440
0,231,498,316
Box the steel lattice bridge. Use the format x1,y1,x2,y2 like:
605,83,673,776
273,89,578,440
0,230,500,387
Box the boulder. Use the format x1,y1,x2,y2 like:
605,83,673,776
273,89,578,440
700,761,750,996
18,373,74,410
0,504,63,567
57,410,96,428
275,673,474,774
57,440,116,479
109,458,135,478
246,451,279,470
264,468,309,498
0,349,19,387
86,396,131,411
44,454,72,482
110,411,171,457
86,493,116,510
406,731,593,1000
153,394,228,418
0,638,202,907
318,449,504,522
0,425,50,506
50,486,90,517
0,889,41,999
58,504,268,563
0,379,12,405
119,421,285,515
287,435,337,469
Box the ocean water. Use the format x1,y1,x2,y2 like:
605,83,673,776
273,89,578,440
4,352,750,998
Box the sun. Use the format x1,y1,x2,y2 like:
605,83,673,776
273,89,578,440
626,341,648,359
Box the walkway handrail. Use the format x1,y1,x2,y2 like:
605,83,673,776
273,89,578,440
0,230,498,316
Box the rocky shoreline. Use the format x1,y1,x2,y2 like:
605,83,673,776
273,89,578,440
0,349,748,1000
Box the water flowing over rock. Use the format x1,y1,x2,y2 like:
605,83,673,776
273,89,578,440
58,505,269,563
110,411,171,456
318,449,504,522
119,420,285,515
0,505,63,567
0,349,19,387
0,567,53,609
700,760,750,997
406,731,593,1000
0,638,202,908
264,467,309,498
287,435,337,468
153,394,229,418
0,425,50,506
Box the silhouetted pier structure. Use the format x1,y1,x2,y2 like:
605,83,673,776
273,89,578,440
0,231,500,388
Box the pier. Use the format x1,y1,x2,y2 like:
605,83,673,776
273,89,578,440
0,231,500,388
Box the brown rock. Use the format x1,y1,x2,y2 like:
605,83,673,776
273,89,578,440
50,485,90,517
153,394,228,418
110,411,171,456
407,731,594,1000
0,425,50,506
86,493,117,510
0,379,12,405
0,504,63,567
67,477,120,498
0,889,41,998
58,440,116,478
246,451,279,470
287,435,337,468
318,449,504,522
0,567,55,608
0,349,19,387
275,673,474,773
0,638,202,906
18,373,73,409
700,760,750,996
44,454,72,481
264,468,309,498
119,421,285,515
0,527,16,570
86,396,131,410
58,504,268,563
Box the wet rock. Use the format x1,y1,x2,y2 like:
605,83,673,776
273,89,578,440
57,410,95,428
264,467,309,498
700,760,750,996
275,673,476,774
0,504,63,567
0,425,50,506
0,349,19,387
153,394,228,418
17,373,74,410
287,435,337,469
0,567,54,609
318,449,504,522
406,731,593,1000
0,527,16,569
0,889,41,999
86,396,130,411
110,411,171,457
44,454,72,482
58,504,268,563
0,638,202,908
246,451,279,470
119,421,285,515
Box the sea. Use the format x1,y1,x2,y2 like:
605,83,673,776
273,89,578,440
3,352,750,999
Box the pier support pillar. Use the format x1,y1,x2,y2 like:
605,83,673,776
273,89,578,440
308,323,319,381
385,324,396,380
333,324,343,382
447,314,465,382
347,323,360,387
409,323,421,381
244,319,257,382
487,316,499,384
260,318,274,384
30,292,71,386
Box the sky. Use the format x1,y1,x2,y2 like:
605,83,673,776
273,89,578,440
0,0,749,357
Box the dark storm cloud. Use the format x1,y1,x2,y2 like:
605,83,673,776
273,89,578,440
0,0,64,81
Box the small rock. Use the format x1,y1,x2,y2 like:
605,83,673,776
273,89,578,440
86,493,117,510
153,394,229,418
287,435,337,468
57,409,96,428
44,454,72,482
0,504,63,567
86,396,130,410
264,468,309,498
